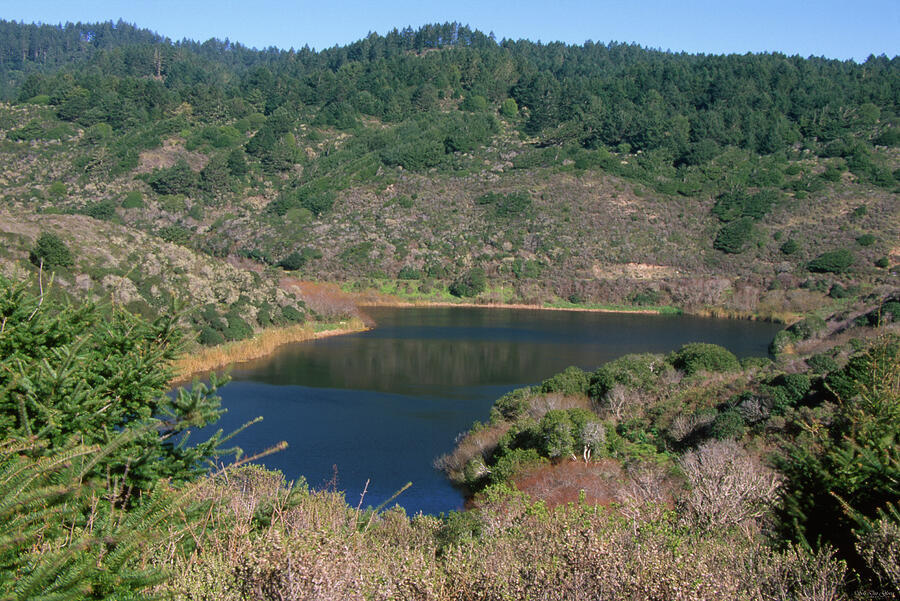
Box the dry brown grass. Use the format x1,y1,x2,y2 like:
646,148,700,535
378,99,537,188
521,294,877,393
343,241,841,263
170,318,368,383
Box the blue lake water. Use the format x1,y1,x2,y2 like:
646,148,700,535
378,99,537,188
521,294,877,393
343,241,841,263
195,306,782,515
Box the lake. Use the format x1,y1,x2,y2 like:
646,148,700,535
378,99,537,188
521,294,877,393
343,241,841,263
200,306,782,515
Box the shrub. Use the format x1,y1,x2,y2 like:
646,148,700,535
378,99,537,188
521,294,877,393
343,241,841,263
157,224,192,245
490,387,534,422
222,312,253,341
714,218,754,254
278,251,307,271
500,98,519,118
459,94,488,112
808,249,854,273
80,200,116,220
856,234,876,247
398,265,422,280
780,239,799,255
281,305,305,323
29,232,73,267
146,159,197,195
589,354,659,399
199,325,226,346
667,343,740,375
449,267,486,298
540,366,590,396
875,257,889,268
807,353,839,374
121,190,144,209
709,408,747,440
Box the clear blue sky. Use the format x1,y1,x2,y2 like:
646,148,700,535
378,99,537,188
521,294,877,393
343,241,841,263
3,0,898,61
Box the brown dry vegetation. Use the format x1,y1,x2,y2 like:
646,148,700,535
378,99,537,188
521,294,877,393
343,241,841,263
161,466,849,601
170,318,369,383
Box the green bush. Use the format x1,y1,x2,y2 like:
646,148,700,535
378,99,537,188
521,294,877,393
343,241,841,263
222,312,253,341
489,387,534,423
278,251,308,271
121,190,144,209
489,448,545,485
807,353,839,374
874,257,889,268
398,265,422,280
500,98,519,118
539,366,590,396
146,159,197,195
80,200,116,220
667,343,740,376
589,354,659,399
856,234,876,247
536,408,606,459
808,249,854,273
199,326,226,346
449,267,486,298
29,232,73,268
780,239,799,255
281,305,305,323
788,315,827,340
709,408,746,440
713,218,754,254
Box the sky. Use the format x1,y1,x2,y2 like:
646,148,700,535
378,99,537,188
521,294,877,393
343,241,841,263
2,0,898,62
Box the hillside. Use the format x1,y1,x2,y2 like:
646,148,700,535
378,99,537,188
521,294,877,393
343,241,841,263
0,20,896,339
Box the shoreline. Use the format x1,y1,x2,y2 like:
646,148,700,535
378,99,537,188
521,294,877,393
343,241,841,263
169,318,369,385
356,298,666,315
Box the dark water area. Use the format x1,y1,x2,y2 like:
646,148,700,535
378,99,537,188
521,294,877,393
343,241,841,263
198,306,782,515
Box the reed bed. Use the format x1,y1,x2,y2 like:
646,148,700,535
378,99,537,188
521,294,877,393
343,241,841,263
170,318,368,383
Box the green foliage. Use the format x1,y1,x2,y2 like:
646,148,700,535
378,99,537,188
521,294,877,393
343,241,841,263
667,343,740,376
222,311,253,341
459,94,488,112
875,257,890,269
539,366,590,396
278,250,311,271
709,408,746,440
145,159,197,195
0,276,230,490
713,218,754,254
712,189,779,222
499,98,519,118
449,267,486,298
777,336,900,579
807,353,839,374
536,408,607,459
397,265,422,280
489,387,534,423
780,239,799,255
80,200,117,221
0,440,194,600
476,191,532,219
121,190,144,209
808,249,855,273
157,224,192,245
29,232,73,268
589,353,659,399
856,234,876,247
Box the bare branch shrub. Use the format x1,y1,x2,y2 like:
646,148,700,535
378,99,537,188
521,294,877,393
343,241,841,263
600,383,644,420
668,410,717,442
526,392,591,420
750,544,848,601
856,518,900,594
678,440,782,533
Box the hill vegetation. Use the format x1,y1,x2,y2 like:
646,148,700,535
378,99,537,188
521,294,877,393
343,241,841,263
0,18,898,600
0,19,895,327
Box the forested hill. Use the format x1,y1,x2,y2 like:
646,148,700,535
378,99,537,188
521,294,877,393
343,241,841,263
0,20,897,336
